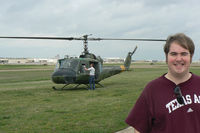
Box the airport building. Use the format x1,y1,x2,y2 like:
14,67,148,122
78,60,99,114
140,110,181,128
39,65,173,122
103,57,124,63
0,58,57,65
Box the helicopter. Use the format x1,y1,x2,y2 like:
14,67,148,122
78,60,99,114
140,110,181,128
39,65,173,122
0,35,166,90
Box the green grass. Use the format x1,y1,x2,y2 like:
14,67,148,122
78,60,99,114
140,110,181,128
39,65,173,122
0,64,54,70
0,70,53,84
0,64,199,133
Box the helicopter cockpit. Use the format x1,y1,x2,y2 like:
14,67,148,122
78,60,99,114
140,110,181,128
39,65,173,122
55,59,79,71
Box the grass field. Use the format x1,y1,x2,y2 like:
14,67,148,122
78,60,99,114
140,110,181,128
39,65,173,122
0,63,199,133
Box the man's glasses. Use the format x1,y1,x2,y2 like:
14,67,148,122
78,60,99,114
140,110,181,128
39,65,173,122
174,86,185,105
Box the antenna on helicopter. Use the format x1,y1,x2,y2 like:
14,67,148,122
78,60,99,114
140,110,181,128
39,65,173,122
83,34,92,54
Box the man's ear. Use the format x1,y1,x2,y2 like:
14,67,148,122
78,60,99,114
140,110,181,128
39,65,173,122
165,54,168,64
190,54,193,63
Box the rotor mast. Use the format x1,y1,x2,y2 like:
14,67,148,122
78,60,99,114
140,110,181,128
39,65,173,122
83,34,92,54
83,35,88,54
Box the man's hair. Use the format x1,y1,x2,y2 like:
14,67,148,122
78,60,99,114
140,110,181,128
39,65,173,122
164,33,195,57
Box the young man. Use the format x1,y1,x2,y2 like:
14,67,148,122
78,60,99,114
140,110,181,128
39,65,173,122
84,63,95,90
125,33,200,133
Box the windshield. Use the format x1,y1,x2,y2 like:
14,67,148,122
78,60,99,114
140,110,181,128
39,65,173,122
56,59,79,70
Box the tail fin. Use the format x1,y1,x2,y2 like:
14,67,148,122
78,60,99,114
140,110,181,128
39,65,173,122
123,46,137,70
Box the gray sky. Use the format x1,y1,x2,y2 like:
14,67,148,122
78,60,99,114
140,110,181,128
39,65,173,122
0,0,200,61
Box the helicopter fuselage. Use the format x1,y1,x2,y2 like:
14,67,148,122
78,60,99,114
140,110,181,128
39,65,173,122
51,57,125,85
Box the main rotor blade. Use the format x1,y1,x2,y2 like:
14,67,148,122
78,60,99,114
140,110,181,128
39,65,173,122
0,36,78,40
0,36,166,41
90,38,166,41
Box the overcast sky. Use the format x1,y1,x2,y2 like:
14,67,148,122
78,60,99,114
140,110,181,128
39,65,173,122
0,0,200,61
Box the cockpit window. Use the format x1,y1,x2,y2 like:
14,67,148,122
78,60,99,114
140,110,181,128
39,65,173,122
56,59,78,70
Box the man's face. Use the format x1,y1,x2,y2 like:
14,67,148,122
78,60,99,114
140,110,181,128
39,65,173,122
166,42,191,76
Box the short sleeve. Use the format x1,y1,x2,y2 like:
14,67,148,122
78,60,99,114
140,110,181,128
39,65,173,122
125,90,152,133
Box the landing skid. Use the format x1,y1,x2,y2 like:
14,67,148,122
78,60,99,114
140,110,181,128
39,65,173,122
52,84,69,90
97,83,104,87
74,84,89,89
52,83,104,90
52,84,87,90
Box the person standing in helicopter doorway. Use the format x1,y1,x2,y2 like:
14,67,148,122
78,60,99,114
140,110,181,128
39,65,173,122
84,63,95,90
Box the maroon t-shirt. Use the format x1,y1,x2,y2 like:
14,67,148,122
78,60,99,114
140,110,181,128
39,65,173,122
126,73,200,133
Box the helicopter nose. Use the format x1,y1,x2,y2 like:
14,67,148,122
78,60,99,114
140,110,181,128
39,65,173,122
51,68,76,84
